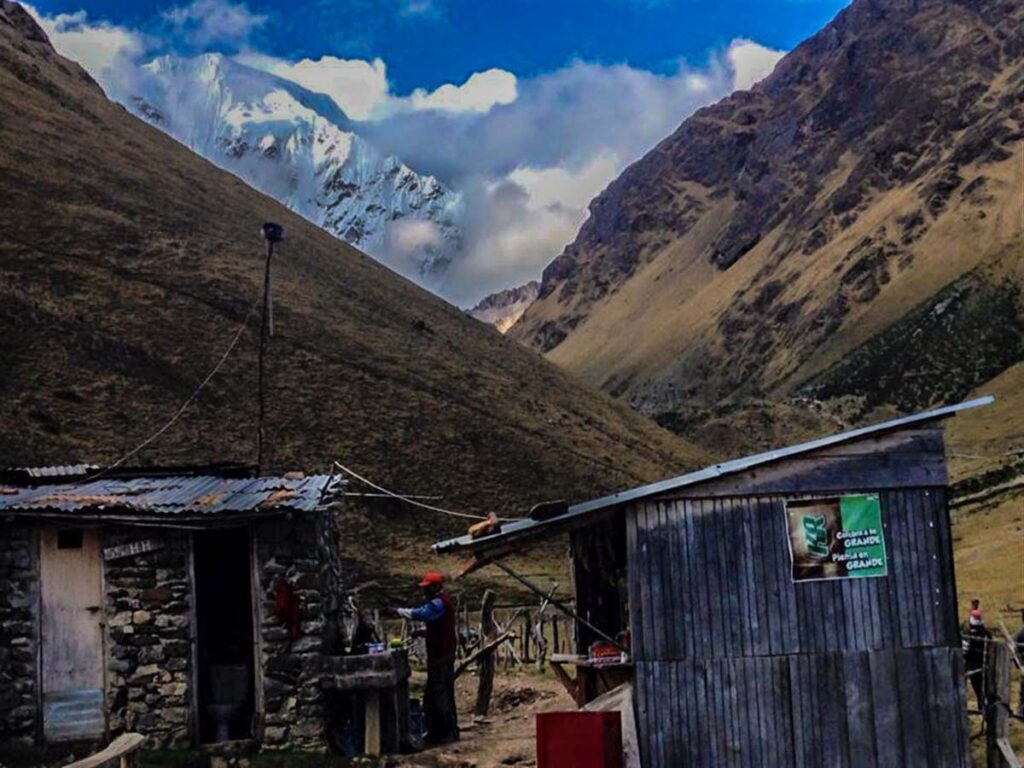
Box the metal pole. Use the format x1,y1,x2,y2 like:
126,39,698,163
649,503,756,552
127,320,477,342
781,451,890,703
257,239,274,475
490,558,625,651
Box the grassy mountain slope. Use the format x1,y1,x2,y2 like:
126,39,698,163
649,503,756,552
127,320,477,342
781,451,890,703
512,0,1023,421
0,0,708,557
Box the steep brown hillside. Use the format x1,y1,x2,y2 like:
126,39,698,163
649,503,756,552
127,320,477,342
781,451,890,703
0,0,707,550
513,0,1023,418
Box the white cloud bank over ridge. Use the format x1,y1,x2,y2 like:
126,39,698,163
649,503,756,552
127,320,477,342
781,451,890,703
235,53,391,120
27,0,785,306
407,68,518,114
727,38,786,90
237,54,518,120
27,5,144,79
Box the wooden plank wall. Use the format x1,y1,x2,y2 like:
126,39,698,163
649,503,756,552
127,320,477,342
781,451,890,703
626,485,969,767
633,647,969,767
628,489,960,659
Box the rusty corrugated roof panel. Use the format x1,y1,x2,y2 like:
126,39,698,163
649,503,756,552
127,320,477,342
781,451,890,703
0,473,335,519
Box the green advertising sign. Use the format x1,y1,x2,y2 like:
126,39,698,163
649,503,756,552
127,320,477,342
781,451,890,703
786,494,888,582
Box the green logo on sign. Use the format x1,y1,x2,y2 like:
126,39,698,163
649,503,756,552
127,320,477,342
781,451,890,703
803,514,829,557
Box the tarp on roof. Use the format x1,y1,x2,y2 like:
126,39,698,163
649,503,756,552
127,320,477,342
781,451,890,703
0,473,336,520
433,396,993,556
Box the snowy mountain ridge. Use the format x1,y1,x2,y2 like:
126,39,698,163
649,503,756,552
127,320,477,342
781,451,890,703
129,53,462,280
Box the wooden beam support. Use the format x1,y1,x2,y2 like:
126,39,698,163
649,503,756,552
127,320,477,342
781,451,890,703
364,688,381,756
474,589,496,717
490,559,625,651
455,631,514,679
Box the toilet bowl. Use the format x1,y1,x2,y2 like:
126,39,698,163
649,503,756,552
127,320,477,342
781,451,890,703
205,664,250,743
207,702,242,743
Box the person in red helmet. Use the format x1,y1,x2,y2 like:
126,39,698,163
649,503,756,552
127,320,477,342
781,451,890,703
396,571,458,744
962,606,992,707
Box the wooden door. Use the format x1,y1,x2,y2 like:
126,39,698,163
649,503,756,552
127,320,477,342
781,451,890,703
40,528,105,741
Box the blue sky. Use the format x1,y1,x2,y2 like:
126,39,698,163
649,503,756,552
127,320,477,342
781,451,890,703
31,0,848,94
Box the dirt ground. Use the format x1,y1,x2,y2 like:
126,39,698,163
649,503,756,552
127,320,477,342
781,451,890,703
400,669,574,768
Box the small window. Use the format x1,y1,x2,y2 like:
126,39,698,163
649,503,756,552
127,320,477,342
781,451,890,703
57,530,83,550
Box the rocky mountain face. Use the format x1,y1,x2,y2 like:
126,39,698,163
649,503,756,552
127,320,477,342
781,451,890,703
469,281,539,333
128,53,462,281
0,0,708,555
512,0,1023,424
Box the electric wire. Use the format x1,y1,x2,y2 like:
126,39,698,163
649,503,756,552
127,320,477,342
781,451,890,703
86,295,261,481
332,460,521,521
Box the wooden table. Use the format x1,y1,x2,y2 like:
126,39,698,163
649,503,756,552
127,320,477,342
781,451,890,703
548,654,634,707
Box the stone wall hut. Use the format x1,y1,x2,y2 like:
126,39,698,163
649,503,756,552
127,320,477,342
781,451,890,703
435,397,993,768
0,467,345,751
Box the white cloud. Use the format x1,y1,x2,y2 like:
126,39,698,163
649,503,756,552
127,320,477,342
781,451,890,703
237,53,390,120
407,69,517,114
162,0,266,50
399,0,440,17
441,153,622,304
24,5,144,80
387,219,442,257
727,38,785,91
237,57,514,120
507,152,620,211
242,56,517,119
373,45,787,303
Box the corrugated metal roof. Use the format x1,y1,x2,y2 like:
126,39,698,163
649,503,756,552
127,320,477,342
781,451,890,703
433,396,994,554
0,474,335,519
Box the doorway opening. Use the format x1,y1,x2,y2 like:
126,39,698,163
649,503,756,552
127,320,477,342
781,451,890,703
194,528,256,744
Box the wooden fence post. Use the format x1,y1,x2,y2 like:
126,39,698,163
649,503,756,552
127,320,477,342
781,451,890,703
985,641,1019,768
364,688,381,756
475,590,496,717
518,613,524,663
535,614,548,670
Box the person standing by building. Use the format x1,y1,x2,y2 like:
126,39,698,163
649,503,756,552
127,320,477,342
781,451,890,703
397,571,459,744
963,608,992,708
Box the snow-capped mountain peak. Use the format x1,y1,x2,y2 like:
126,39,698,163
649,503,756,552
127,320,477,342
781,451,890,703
128,53,462,280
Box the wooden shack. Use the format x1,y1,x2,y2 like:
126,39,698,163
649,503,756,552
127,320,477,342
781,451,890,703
435,397,992,768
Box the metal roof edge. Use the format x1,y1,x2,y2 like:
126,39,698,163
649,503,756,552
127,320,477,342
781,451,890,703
433,396,994,554
0,473,337,518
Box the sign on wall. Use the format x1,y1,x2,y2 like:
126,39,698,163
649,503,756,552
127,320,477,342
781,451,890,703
786,494,887,582
103,538,164,562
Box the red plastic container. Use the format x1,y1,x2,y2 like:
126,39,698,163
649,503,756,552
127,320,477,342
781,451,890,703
536,711,623,768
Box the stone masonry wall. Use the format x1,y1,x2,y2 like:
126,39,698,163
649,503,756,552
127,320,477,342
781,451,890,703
255,516,331,751
103,527,193,749
0,524,39,746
